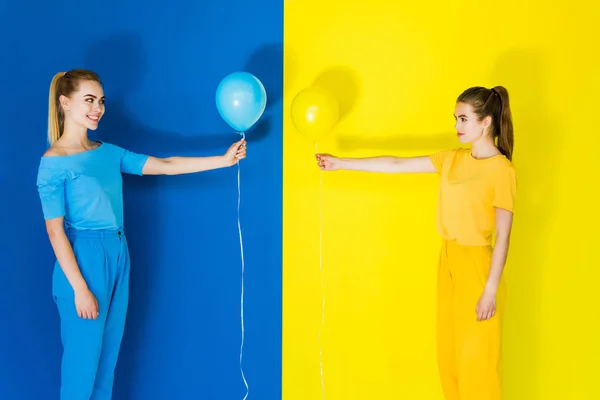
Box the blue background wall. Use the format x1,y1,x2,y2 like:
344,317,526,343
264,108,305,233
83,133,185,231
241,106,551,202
0,1,282,399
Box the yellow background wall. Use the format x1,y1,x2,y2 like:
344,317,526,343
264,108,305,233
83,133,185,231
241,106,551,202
283,1,599,399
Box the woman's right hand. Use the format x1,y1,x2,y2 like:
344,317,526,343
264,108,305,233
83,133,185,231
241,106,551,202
316,153,340,171
74,288,99,320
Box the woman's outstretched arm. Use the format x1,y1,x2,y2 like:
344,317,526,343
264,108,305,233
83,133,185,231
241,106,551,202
142,139,246,175
316,153,437,173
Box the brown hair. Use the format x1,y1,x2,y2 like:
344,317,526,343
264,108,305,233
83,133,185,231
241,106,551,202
48,69,102,145
457,86,514,161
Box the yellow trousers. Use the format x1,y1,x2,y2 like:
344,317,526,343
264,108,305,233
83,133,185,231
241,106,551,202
436,240,506,400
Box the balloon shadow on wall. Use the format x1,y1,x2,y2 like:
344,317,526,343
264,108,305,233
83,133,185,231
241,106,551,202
312,65,363,124
289,65,363,147
489,49,563,400
243,42,283,140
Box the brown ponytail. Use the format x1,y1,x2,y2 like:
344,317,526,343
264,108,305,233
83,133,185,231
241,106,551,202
457,86,514,161
492,86,514,161
47,69,103,145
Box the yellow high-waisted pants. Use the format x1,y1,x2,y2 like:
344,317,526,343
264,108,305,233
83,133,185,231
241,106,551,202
436,240,506,400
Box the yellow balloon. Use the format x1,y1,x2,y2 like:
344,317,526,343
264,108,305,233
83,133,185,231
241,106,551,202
290,86,339,142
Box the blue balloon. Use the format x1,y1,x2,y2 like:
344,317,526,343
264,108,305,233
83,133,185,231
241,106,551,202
216,72,267,133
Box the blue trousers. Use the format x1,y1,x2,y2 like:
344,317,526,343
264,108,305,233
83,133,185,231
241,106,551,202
53,227,130,400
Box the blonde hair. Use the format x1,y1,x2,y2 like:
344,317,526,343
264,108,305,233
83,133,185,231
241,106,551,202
47,69,102,145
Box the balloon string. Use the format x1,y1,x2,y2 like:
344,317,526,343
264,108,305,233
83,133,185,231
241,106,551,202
238,131,248,400
314,141,326,400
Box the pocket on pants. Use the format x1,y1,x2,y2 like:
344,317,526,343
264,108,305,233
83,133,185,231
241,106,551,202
468,246,492,290
52,237,108,302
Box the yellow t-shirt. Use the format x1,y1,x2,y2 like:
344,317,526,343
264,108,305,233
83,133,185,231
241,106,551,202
429,148,517,246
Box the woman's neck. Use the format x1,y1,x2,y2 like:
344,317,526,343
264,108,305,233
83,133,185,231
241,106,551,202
60,120,92,149
471,136,500,159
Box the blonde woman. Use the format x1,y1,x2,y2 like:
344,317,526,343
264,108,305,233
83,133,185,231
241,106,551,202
37,69,246,399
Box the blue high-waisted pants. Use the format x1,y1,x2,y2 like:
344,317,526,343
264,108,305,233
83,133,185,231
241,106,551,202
52,226,130,400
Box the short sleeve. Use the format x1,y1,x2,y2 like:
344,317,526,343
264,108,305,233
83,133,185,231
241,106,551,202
120,148,149,176
429,149,456,173
36,164,67,220
492,164,517,212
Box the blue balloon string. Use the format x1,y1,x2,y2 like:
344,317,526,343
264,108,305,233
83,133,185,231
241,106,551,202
237,131,248,400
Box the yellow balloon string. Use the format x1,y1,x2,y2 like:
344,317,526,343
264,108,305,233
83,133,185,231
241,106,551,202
314,141,326,400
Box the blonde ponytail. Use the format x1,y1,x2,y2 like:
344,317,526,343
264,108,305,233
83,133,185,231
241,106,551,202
46,69,103,145
48,72,66,145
